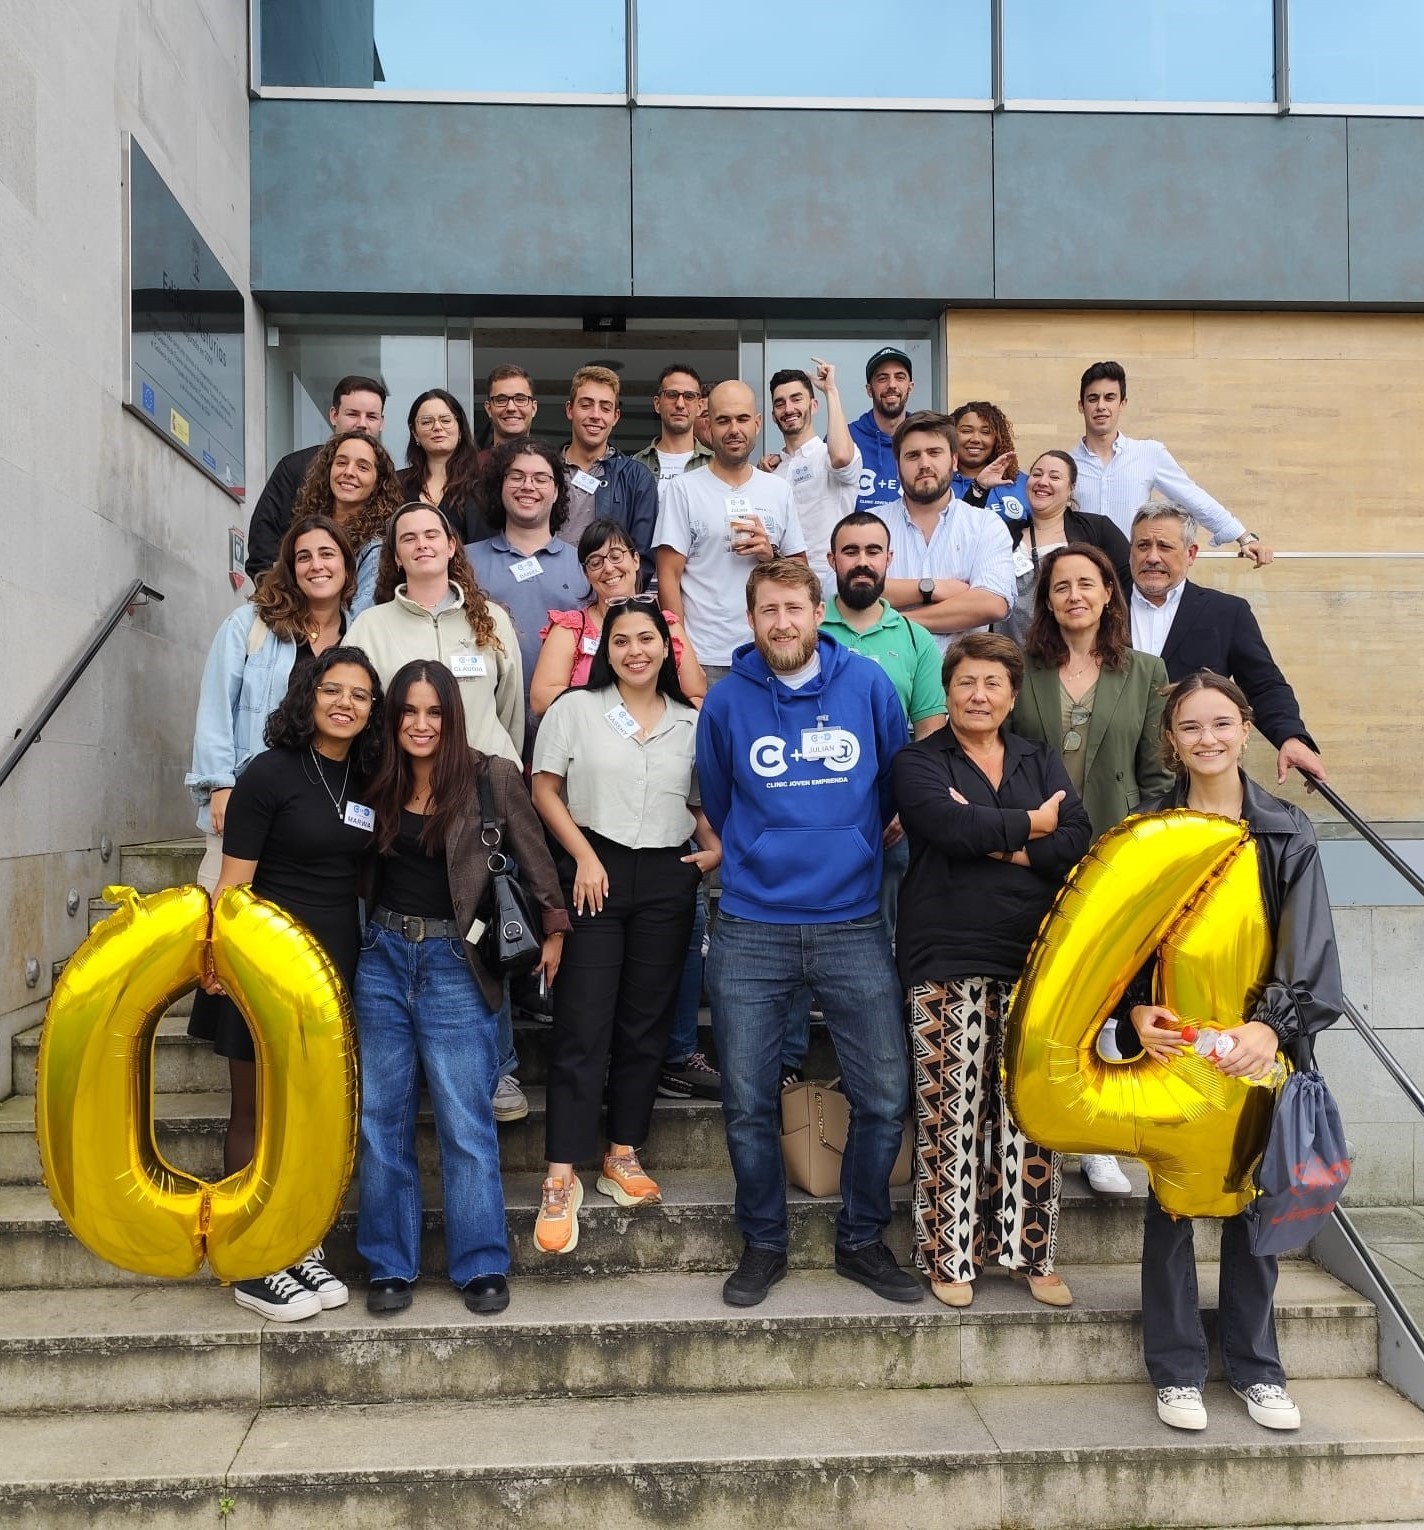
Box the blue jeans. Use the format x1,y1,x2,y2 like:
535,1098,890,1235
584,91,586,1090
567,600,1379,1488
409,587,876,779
708,911,908,1252
665,884,707,1065
779,833,912,1072
496,987,518,1078
354,923,509,1287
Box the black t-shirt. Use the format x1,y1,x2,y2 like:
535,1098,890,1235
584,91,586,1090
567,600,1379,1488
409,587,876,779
379,808,455,919
223,745,374,929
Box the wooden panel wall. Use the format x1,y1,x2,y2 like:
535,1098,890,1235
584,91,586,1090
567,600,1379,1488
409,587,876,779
944,311,1424,822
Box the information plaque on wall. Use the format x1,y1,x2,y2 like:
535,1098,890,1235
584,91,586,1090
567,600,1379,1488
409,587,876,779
123,135,246,499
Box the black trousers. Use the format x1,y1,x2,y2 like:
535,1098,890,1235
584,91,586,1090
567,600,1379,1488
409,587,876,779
1140,1189,1284,1392
546,832,700,1163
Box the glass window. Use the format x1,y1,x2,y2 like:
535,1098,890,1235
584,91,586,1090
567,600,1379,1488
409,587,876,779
1003,0,1275,103
637,2,988,100
1288,1,1424,106
258,1,625,94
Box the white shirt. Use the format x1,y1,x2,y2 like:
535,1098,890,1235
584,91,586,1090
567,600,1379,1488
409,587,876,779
884,495,1017,653
1130,578,1187,656
654,467,807,666
1071,433,1245,546
772,436,863,593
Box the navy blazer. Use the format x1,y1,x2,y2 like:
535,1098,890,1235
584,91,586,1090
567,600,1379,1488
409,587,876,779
1159,581,1315,752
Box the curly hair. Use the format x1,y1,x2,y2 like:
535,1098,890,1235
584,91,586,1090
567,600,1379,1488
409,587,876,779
398,389,483,531
292,430,404,552
250,515,357,641
479,436,569,536
264,645,385,779
371,501,504,653
949,401,1017,464
1023,543,1130,673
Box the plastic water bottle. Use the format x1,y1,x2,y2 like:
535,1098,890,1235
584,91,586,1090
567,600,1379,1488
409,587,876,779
1180,1025,1287,1088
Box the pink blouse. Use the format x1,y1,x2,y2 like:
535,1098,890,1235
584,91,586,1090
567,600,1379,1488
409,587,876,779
541,606,687,689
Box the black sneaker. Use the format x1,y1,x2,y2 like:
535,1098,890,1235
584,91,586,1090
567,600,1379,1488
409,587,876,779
366,1277,413,1315
835,1241,925,1304
658,1051,723,1100
232,1270,323,1322
287,1246,349,1309
779,1066,803,1093
462,1274,510,1314
722,1245,788,1308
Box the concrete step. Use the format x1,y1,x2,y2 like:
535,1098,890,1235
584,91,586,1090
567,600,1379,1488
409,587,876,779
0,1264,1374,1415
114,839,206,896
0,1085,733,1183
11,1008,207,1098
1,1378,1420,1528
0,1165,1264,1290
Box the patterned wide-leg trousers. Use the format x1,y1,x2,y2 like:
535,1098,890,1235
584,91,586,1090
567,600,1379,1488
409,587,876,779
908,976,1062,1285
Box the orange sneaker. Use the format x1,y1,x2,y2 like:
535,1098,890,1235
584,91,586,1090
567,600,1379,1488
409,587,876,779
534,1175,583,1254
597,1150,662,1207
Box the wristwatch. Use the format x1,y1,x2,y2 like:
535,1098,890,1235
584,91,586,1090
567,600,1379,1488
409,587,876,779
1237,532,1260,549
918,577,936,605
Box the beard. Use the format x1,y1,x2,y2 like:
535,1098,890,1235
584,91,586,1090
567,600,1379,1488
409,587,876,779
758,628,818,673
903,471,952,505
836,568,885,610
874,393,907,422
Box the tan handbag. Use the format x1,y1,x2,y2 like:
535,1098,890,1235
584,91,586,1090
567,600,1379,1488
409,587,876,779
780,1078,912,1198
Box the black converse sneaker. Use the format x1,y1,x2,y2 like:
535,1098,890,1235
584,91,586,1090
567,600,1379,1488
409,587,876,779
287,1247,349,1309
232,1269,323,1321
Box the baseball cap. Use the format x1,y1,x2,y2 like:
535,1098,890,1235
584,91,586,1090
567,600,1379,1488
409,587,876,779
865,346,913,382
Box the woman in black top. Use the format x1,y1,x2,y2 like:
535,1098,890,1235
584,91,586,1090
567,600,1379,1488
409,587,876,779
398,388,485,544
893,633,1092,1310
356,660,568,1317
191,646,384,1322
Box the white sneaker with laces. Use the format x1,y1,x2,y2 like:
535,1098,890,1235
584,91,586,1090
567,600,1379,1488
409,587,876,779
289,1246,349,1309
1233,1382,1301,1430
1081,1154,1133,1197
493,1074,529,1122
1156,1385,1208,1430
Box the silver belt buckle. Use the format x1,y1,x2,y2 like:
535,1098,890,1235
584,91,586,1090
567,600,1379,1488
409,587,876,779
401,914,426,942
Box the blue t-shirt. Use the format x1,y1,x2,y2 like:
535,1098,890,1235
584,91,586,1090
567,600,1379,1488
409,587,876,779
951,470,1031,528
467,534,591,705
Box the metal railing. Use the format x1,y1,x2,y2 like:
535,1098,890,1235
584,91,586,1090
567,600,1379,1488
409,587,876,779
0,580,163,792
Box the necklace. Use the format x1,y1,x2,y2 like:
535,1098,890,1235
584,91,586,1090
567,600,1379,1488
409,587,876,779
307,746,351,822
305,611,339,646
1063,654,1100,682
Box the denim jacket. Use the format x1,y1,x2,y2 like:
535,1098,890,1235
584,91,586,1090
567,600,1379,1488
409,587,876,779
185,604,299,833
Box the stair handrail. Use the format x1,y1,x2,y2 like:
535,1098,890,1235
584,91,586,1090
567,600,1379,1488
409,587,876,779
0,579,164,792
1306,775,1424,902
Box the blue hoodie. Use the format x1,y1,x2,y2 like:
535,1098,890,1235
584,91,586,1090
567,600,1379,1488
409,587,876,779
848,410,901,511
696,634,907,924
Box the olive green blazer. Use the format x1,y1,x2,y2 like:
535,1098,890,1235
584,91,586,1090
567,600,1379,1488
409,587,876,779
1009,649,1175,839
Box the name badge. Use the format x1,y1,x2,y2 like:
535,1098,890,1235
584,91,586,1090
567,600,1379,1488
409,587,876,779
791,462,814,486
343,801,375,831
800,728,840,761
605,703,641,739
450,652,488,679
580,635,600,656
1012,545,1035,579
509,555,543,582
572,469,601,495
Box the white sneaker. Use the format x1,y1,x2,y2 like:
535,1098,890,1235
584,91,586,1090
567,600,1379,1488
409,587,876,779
1233,1382,1301,1430
288,1246,349,1309
232,1270,323,1322
1156,1385,1208,1430
493,1074,529,1123
1081,1154,1133,1198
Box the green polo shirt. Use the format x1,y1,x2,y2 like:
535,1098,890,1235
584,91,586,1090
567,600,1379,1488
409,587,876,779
820,597,946,727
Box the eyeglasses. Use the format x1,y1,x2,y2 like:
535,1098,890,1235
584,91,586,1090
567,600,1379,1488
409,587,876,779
1062,704,1092,752
605,593,658,610
489,392,534,408
1173,719,1243,742
583,546,633,573
505,470,555,488
415,413,456,429
659,389,700,403
316,681,373,706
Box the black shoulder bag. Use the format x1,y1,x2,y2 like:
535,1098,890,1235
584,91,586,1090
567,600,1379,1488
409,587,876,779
475,767,544,978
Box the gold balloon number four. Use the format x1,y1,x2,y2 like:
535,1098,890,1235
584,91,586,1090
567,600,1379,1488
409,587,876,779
1006,813,1285,1220
36,885,357,1281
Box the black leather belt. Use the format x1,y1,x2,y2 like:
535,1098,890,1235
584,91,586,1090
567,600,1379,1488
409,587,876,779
371,906,462,942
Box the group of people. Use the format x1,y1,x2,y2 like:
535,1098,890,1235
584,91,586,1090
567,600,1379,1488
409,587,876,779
181,347,1340,1439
